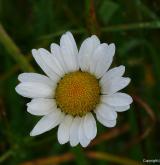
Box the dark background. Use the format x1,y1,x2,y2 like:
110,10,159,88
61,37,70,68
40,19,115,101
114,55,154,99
0,0,160,164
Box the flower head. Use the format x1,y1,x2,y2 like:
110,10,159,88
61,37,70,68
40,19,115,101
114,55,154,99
15,32,133,147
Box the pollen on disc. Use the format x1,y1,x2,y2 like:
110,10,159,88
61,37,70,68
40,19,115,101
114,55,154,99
55,71,101,116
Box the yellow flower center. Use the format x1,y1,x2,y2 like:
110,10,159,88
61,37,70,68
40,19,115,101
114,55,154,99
55,71,101,116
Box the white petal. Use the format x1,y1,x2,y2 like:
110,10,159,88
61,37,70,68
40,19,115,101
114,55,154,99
101,77,131,95
60,32,78,72
57,115,73,144
96,113,117,127
84,113,97,140
78,117,91,147
18,73,53,87
89,43,108,75
50,43,67,72
38,48,64,76
94,103,117,120
30,110,65,136
90,43,115,78
114,105,130,112
101,92,133,107
69,116,81,147
32,49,59,81
100,65,125,85
78,35,100,71
27,98,56,116
15,82,53,98
107,43,115,57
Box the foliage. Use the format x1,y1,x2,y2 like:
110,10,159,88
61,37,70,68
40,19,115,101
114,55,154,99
0,0,160,164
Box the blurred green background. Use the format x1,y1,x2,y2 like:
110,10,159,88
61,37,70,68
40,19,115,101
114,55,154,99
0,0,160,164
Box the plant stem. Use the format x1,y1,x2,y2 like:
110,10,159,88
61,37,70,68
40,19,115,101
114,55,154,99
101,21,160,32
37,21,160,41
20,151,143,165
0,24,34,72
0,149,13,163
87,151,143,165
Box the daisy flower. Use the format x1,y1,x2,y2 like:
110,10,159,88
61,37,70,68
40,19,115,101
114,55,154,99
15,32,133,147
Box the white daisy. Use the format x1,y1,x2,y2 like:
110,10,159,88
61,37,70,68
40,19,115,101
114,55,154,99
15,32,133,147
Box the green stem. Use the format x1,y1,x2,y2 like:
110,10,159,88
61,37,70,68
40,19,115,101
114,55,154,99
0,24,34,72
0,149,13,163
101,21,160,32
87,151,143,165
37,21,160,41
37,28,86,41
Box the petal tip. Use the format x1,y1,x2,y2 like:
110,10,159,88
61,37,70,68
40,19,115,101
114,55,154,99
66,31,72,35
120,65,125,70
126,77,131,84
110,43,115,47
15,84,20,94
30,130,36,136
31,49,37,55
